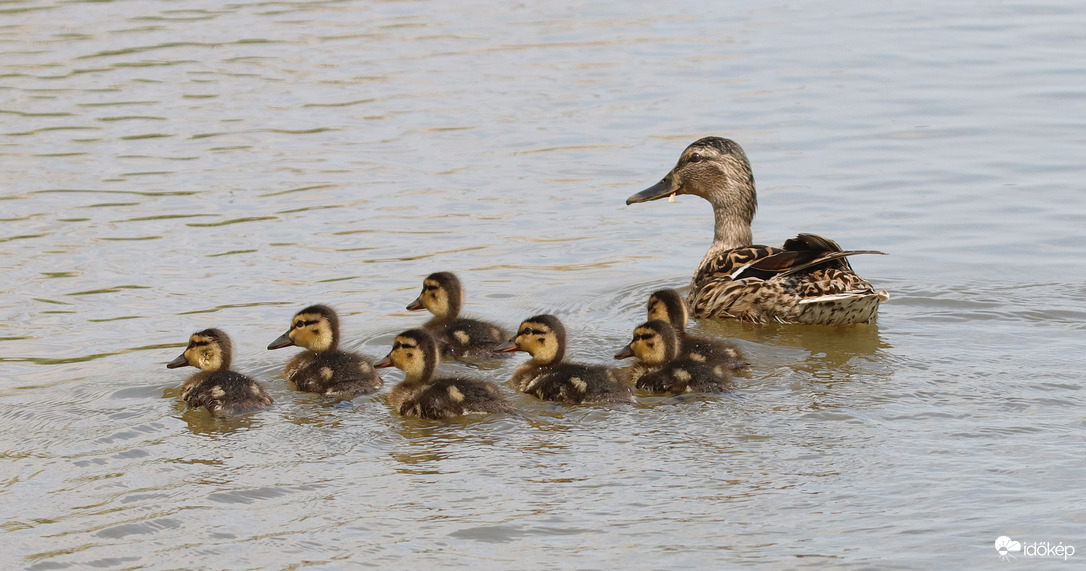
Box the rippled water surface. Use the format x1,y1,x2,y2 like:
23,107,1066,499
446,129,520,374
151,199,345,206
2,1,1084,568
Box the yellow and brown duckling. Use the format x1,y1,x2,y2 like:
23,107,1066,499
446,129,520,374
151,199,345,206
615,320,735,394
375,328,515,420
627,136,889,325
648,288,748,371
166,328,274,414
497,314,635,405
267,304,382,400
406,271,508,359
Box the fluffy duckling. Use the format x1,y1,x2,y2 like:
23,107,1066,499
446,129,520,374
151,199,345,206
406,271,508,359
627,137,889,325
375,328,515,420
267,304,382,400
615,320,735,394
497,314,635,405
648,289,748,370
166,328,274,414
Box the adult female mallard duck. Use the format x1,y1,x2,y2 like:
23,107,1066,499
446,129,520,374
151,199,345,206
626,136,889,325
614,320,735,394
375,329,515,420
497,314,636,405
267,304,382,400
167,328,274,414
406,271,508,359
647,289,748,370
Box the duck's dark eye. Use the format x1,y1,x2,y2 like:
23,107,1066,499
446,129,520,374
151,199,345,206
688,152,703,163
294,320,304,329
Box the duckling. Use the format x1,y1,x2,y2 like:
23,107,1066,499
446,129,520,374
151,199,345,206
166,328,274,414
375,328,515,420
406,271,508,359
497,314,635,405
647,288,748,370
615,320,735,394
627,137,889,325
267,304,382,400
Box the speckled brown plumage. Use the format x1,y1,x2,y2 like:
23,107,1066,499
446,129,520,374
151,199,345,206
627,137,889,325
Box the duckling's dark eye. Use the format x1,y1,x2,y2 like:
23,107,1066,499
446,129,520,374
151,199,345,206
688,152,703,163
294,320,304,329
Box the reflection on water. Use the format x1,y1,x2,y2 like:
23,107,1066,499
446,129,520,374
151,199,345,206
175,407,267,437
2,0,1085,568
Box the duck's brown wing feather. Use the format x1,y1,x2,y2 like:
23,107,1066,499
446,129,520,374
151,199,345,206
696,233,886,284
689,234,888,323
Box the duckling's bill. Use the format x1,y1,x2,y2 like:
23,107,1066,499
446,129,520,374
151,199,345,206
166,353,190,369
495,339,519,353
267,331,295,350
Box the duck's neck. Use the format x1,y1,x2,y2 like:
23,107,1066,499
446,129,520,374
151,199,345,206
698,185,756,270
414,357,438,385
529,343,563,368
427,295,460,326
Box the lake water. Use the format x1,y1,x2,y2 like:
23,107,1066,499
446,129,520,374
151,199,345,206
2,0,1084,568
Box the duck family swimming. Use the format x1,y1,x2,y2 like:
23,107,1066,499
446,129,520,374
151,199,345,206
165,136,888,417
627,137,889,325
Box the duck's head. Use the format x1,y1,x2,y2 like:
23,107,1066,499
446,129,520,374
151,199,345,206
168,328,233,372
406,271,463,321
614,320,680,366
375,328,439,383
268,304,340,353
647,289,689,333
626,137,756,216
496,314,566,366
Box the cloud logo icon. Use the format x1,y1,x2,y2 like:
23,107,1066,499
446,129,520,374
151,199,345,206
995,536,1022,560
